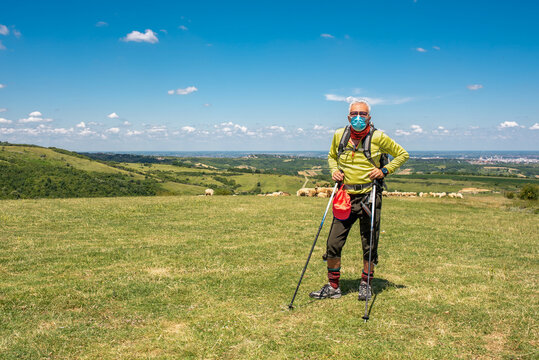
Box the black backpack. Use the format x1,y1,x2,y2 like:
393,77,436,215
337,125,389,169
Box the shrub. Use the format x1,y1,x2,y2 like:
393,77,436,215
214,188,233,196
505,191,515,199
518,184,538,200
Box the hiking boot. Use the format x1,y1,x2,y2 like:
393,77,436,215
309,283,342,299
358,281,372,301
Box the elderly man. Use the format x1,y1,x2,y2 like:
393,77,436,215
310,99,409,301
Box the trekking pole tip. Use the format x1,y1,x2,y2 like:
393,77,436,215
288,305,294,310
362,316,369,322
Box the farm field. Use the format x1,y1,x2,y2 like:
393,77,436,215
0,195,537,359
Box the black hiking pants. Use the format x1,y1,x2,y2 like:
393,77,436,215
325,190,382,264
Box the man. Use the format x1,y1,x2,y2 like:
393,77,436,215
310,99,409,301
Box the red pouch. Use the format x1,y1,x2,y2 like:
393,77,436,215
333,184,351,220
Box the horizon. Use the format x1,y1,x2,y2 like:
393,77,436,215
1,0,538,151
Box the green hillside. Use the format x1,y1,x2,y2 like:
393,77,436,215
0,144,314,199
0,195,536,359
1,143,537,199
0,145,158,199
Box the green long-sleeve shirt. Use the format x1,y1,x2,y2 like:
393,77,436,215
328,127,409,194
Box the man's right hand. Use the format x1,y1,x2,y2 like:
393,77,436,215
332,170,344,182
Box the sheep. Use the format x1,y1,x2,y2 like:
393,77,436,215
205,189,214,196
296,188,317,197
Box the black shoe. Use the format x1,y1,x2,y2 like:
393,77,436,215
309,283,342,299
358,281,372,301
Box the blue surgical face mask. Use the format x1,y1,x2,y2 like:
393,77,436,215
350,116,368,131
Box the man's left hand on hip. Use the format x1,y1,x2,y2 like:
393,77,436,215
368,168,385,180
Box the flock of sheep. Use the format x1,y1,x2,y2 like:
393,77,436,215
204,187,464,198
295,187,464,199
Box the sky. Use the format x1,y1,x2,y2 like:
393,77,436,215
1,0,538,151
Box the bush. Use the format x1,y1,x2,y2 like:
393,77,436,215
505,191,515,199
518,184,538,200
214,188,233,196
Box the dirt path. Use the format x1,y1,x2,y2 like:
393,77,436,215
301,176,309,188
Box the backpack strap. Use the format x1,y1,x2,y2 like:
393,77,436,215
362,126,377,167
337,125,351,160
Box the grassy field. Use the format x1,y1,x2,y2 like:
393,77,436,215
0,196,537,359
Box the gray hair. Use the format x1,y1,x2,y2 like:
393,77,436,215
348,99,371,113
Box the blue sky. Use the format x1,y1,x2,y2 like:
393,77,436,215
1,0,538,151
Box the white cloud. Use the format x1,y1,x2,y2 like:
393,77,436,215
160,29,168,34
432,46,440,50
106,127,120,134
0,108,6,112
235,124,248,133
76,121,86,128
107,112,119,119
216,122,250,136
395,129,411,136
121,29,158,44
0,41,5,50
50,127,73,135
411,124,423,133
313,125,334,135
5,124,74,136
325,94,347,102
0,84,5,89
499,121,519,128
126,130,143,136
147,125,168,135
321,33,334,38
19,111,52,123
203,103,211,107
181,126,196,133
12,28,21,38
467,84,483,90
0,25,8,36
179,25,188,31
325,93,413,106
79,128,96,136
168,86,198,95
0,127,15,135
416,47,427,52
297,128,304,132
268,125,285,132
529,123,539,130
96,21,108,27
123,121,131,126
433,126,450,135
0,117,12,124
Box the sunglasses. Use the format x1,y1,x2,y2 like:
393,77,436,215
349,111,369,116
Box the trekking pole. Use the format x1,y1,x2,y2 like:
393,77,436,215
288,182,339,309
362,180,378,322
